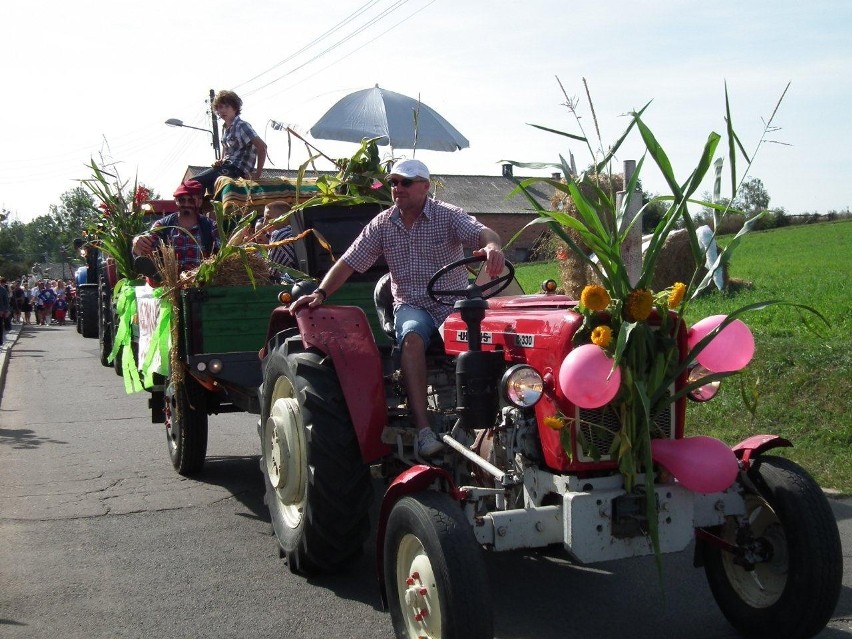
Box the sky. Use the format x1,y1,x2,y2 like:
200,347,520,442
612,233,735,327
2,0,850,223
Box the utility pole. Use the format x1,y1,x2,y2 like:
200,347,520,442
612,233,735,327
210,89,221,160
618,160,643,287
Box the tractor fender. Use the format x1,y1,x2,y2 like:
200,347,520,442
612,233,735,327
731,434,792,471
375,465,464,608
296,305,390,463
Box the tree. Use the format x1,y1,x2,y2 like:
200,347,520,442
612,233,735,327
53,186,98,238
733,177,770,216
0,219,28,279
641,193,668,233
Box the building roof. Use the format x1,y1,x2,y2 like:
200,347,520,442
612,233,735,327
184,164,557,215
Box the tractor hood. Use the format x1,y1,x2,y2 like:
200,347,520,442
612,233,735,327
441,294,583,363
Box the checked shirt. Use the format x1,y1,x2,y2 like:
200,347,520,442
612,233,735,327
341,198,484,325
150,217,220,272
222,116,260,177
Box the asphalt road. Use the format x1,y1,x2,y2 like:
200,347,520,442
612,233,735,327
1,324,850,639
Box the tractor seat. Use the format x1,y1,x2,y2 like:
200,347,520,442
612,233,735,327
373,272,445,353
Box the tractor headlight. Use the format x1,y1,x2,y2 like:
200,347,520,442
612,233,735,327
501,365,544,408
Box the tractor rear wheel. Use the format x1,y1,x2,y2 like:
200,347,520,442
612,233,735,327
260,334,372,574
384,492,493,639
701,455,842,639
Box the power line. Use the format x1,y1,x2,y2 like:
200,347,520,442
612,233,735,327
234,0,383,92
257,0,437,107
242,0,413,97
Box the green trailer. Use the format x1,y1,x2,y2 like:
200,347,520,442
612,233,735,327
143,202,387,475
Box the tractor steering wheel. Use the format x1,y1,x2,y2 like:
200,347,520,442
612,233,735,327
427,255,515,306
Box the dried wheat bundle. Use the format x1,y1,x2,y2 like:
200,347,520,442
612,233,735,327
179,249,276,288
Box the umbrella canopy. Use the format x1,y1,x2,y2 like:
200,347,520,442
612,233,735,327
309,85,469,152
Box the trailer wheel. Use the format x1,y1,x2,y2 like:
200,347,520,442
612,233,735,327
385,492,493,639
98,275,113,367
79,284,98,338
702,455,842,639
112,307,124,376
165,375,208,475
260,335,372,574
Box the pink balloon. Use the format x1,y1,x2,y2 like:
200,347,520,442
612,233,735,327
559,344,622,409
687,314,755,373
651,436,739,493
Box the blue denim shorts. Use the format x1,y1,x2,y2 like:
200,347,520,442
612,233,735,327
394,304,437,348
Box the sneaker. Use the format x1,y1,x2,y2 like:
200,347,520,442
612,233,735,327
416,428,444,457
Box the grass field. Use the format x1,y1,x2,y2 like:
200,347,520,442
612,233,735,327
514,220,852,493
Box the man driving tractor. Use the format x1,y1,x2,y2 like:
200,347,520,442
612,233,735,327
289,159,505,457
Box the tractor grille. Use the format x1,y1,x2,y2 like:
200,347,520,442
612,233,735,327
574,398,674,463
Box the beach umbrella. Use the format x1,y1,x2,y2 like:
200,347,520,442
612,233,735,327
309,85,469,152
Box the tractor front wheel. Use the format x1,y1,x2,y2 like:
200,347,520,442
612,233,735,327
384,492,493,639
701,455,842,639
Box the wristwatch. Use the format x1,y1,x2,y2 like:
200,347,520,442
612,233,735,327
314,288,328,301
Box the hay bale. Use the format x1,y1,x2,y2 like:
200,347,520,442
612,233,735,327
650,229,728,293
557,227,729,298
650,229,697,291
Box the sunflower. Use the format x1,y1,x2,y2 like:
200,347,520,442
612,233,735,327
580,284,611,312
625,288,654,321
591,324,613,348
543,415,566,430
668,282,686,309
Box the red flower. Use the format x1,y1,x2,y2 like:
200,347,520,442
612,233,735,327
134,186,151,208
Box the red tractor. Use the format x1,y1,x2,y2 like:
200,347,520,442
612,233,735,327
256,253,842,639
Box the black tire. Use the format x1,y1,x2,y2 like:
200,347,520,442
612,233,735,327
98,276,113,367
384,492,493,639
79,284,98,338
260,334,373,574
702,455,842,639
165,374,208,475
112,307,130,377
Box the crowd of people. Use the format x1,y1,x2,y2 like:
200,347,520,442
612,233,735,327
0,277,74,340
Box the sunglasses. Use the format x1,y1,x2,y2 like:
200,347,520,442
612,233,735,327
175,196,196,204
389,177,424,188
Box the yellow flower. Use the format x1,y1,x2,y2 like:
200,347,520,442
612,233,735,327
580,285,611,312
543,415,565,430
668,282,686,309
591,325,613,348
625,288,654,321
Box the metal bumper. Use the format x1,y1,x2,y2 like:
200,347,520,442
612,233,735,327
470,473,744,563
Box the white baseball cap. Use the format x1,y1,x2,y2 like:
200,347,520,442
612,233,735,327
389,159,430,180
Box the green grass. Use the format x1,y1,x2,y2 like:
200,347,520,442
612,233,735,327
515,220,852,493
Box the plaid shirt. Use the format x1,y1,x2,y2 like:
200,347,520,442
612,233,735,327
342,198,484,325
222,116,259,177
150,217,220,271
